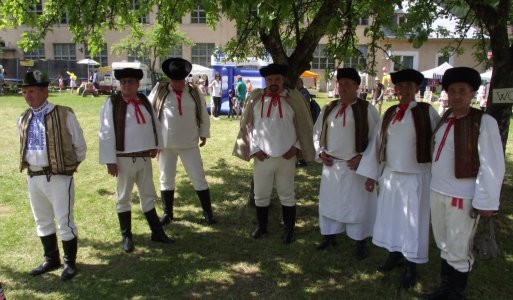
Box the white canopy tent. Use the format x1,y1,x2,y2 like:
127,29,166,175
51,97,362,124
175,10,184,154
421,62,453,79
480,69,492,81
190,64,213,83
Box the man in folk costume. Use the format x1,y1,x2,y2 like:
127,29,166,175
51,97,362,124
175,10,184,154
425,67,504,300
313,68,379,258
233,63,315,244
99,68,173,253
357,69,440,289
148,58,216,225
18,70,87,281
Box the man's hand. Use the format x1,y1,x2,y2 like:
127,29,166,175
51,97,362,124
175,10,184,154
478,210,495,217
347,154,362,170
320,151,334,166
282,147,298,160
365,178,375,192
199,137,207,147
253,150,269,161
107,164,118,177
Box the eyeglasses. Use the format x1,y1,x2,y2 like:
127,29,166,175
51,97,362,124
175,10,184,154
120,79,138,85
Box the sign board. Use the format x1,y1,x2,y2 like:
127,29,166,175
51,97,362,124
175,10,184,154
492,88,513,104
20,59,34,67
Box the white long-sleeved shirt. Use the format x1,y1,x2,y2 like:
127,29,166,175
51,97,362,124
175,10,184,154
209,79,222,97
313,100,380,161
148,83,210,149
249,90,300,157
357,101,440,180
431,113,504,210
98,98,162,164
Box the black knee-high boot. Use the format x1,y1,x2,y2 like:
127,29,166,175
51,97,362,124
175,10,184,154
424,259,452,299
282,205,296,244
251,206,269,239
144,208,174,243
61,237,78,281
30,233,61,276
378,251,404,272
448,269,469,300
316,234,337,250
118,211,134,252
196,189,216,224
160,190,174,225
401,260,418,289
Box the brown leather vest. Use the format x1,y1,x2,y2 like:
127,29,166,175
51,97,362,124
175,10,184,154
379,102,433,163
433,108,482,178
319,98,369,153
110,93,159,151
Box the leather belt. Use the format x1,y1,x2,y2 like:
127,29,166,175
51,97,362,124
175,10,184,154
117,150,152,157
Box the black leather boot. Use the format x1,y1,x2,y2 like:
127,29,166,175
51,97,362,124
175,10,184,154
448,269,469,300
145,208,174,243
316,234,337,250
424,259,452,299
30,233,61,276
118,211,134,253
401,260,417,289
61,238,78,281
160,190,174,225
378,251,404,272
251,206,269,239
355,239,368,260
197,189,216,225
282,205,296,244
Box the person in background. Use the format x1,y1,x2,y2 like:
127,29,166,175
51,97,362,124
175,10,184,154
233,63,315,244
245,79,253,98
438,90,450,116
313,68,379,259
99,67,173,253
425,67,504,299
209,72,222,119
18,70,87,281
357,69,440,289
148,58,216,226
235,75,247,112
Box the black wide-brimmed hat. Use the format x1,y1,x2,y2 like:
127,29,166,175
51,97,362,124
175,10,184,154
391,69,424,85
336,68,361,85
162,58,192,80
114,68,143,80
21,70,49,87
442,67,481,92
259,64,288,77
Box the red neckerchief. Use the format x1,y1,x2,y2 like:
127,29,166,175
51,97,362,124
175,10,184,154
260,93,283,118
434,116,456,162
124,97,146,124
173,89,183,115
335,102,349,127
391,103,409,124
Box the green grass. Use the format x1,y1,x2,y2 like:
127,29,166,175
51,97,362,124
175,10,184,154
0,92,512,299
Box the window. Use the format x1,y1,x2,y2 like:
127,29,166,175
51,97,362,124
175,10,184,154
85,45,108,66
391,14,405,25
60,12,69,24
436,53,453,66
53,43,76,60
32,1,43,15
24,45,46,60
131,0,149,24
191,6,206,24
128,51,148,65
343,45,367,69
168,46,183,58
390,51,418,71
358,17,369,26
311,44,335,69
191,43,215,67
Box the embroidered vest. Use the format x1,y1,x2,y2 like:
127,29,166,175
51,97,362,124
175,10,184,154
379,102,432,163
19,106,79,174
433,108,482,178
110,93,159,152
152,82,203,128
319,98,369,153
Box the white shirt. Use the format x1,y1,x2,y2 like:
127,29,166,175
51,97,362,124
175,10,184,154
98,97,162,164
148,83,210,149
19,101,87,168
249,90,300,157
209,79,222,97
431,114,504,210
357,101,440,179
313,100,380,161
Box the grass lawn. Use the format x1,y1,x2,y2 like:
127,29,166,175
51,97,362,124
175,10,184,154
0,92,512,299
